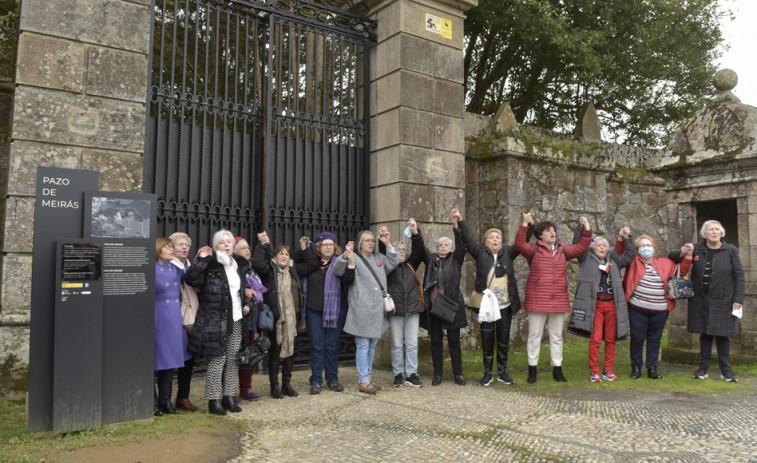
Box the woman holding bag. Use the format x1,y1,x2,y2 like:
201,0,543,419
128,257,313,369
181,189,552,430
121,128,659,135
409,210,467,386
456,209,523,386
333,227,398,394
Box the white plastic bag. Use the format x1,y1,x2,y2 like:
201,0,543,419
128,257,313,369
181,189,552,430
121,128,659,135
478,289,501,323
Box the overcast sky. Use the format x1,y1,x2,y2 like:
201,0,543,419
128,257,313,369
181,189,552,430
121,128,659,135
719,0,757,105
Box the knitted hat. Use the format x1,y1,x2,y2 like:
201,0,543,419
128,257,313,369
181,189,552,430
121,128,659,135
235,236,244,245
313,232,338,245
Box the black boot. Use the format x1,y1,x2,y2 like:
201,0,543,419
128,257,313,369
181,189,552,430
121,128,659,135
527,365,537,384
631,366,642,379
497,345,514,384
552,366,568,382
479,327,495,386
270,382,283,399
208,399,227,415
221,396,242,412
281,357,298,396
647,367,663,379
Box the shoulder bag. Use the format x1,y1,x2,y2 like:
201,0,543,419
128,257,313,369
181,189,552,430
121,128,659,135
667,263,694,299
357,254,395,316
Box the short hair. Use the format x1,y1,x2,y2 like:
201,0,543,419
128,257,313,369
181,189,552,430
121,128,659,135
273,243,291,256
436,236,453,249
393,241,407,250
212,229,234,250
700,220,726,239
635,234,656,248
156,237,173,259
590,236,609,252
482,228,502,243
534,221,556,239
169,232,191,246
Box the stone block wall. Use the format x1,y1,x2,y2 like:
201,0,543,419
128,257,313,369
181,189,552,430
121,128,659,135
0,0,150,397
464,129,674,346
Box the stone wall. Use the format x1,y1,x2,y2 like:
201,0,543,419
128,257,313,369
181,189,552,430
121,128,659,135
464,124,674,345
0,0,150,397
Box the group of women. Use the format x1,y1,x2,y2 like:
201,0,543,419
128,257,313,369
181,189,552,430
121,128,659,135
151,215,745,414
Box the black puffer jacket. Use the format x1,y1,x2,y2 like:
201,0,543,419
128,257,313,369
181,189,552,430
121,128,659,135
379,241,424,318
411,227,468,330
183,252,252,357
252,243,317,320
457,220,522,313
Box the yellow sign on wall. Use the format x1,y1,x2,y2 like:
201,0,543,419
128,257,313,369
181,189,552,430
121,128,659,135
426,13,452,40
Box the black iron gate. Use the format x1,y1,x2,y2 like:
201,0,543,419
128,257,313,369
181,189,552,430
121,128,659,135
144,0,376,365
144,0,375,249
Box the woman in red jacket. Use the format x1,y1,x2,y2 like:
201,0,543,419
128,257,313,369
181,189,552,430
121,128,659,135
620,235,693,379
515,213,592,384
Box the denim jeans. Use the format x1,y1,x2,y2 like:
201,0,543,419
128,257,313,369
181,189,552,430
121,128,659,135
355,336,379,383
389,313,420,376
307,307,347,386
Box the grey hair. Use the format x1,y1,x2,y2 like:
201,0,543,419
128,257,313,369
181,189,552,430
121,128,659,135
212,229,235,250
700,220,725,239
436,236,453,249
590,236,609,252
393,240,407,250
169,232,191,246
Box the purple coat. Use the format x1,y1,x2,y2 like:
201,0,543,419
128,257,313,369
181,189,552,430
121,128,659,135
155,260,191,370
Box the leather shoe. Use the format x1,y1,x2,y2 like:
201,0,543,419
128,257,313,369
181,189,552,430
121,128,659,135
221,396,242,412
454,375,466,386
327,382,344,392
239,389,261,401
153,406,164,417
310,384,322,395
232,395,242,404
158,402,178,415
647,367,663,380
208,399,227,415
270,384,284,399
630,366,642,379
369,382,382,391
358,382,378,394
175,398,197,411
431,375,443,386
282,384,299,397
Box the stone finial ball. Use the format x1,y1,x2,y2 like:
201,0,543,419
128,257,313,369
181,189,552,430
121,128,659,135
713,69,738,91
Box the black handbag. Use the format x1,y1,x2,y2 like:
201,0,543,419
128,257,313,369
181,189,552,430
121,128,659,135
256,302,275,333
430,292,458,323
236,335,271,369
667,264,694,299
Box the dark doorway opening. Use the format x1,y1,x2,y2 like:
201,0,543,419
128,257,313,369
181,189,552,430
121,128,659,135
696,199,738,247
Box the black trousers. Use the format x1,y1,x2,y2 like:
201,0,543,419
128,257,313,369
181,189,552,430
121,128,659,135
267,332,294,386
429,314,462,377
480,308,512,374
155,369,173,406
176,356,194,400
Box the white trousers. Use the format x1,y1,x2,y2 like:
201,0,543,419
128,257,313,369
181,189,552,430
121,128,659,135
527,312,565,366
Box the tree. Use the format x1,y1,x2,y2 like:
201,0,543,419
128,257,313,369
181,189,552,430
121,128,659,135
464,0,728,147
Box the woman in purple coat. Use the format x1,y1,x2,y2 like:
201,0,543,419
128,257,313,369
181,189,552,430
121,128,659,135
154,237,191,416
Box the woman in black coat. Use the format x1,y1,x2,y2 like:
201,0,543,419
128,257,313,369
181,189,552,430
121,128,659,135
679,220,745,382
183,229,252,415
410,210,467,386
456,209,523,386
252,230,317,398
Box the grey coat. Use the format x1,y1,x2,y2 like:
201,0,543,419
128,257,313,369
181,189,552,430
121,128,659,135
567,235,635,340
686,241,745,337
333,230,399,338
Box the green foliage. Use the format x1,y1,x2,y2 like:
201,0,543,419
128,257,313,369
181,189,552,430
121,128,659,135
505,125,605,158
0,0,20,63
464,0,728,147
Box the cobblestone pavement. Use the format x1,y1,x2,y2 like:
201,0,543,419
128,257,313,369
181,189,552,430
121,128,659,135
224,368,757,462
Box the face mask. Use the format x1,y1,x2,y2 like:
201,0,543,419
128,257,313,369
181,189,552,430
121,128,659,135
639,246,654,258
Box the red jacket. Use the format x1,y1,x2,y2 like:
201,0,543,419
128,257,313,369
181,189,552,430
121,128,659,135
616,240,692,311
514,225,592,313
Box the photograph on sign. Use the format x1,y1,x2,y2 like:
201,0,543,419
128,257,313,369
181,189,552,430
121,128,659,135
90,197,151,238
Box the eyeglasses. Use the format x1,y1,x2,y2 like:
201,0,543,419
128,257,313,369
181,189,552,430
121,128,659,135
162,244,174,250
363,238,376,243
235,245,250,251
320,243,334,247
174,242,190,248
396,247,407,252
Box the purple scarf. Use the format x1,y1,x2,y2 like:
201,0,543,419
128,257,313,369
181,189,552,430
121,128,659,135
302,256,342,328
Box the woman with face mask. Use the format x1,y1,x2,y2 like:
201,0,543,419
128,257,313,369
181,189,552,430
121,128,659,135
514,214,593,384
567,227,635,382
668,220,744,382
620,235,693,379
409,209,468,387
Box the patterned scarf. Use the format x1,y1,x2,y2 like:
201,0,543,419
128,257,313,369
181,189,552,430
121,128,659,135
275,263,297,358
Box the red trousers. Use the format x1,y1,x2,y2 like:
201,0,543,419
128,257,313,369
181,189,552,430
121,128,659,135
239,329,254,391
588,300,617,374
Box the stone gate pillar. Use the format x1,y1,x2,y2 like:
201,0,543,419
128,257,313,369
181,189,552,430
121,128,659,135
364,0,475,241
